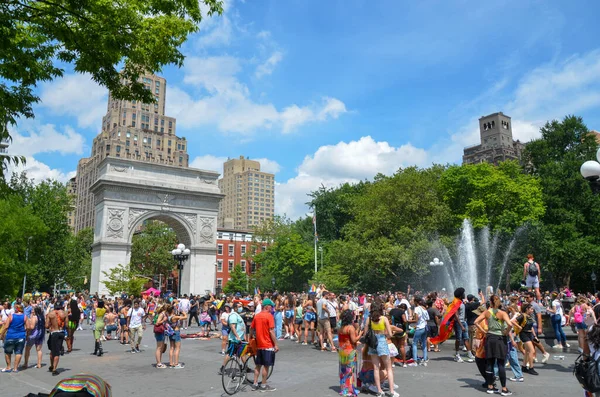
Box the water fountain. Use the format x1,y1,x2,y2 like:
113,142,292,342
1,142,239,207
430,219,525,295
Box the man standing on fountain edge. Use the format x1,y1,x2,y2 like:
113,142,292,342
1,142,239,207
523,254,541,302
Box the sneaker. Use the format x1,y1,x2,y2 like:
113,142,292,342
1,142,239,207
467,351,475,360
565,343,571,348
260,384,276,392
131,349,136,354
462,346,468,352
533,357,538,363
486,388,499,394
302,342,308,346
172,363,184,369
382,381,398,390
250,384,260,391
542,352,550,363
521,366,529,374
135,347,141,353
500,390,513,396
552,344,563,349
407,362,418,367
368,385,379,394
420,361,428,367
221,351,225,355
454,354,464,363
217,367,224,375
509,377,524,382
284,334,290,339
528,368,539,375
402,364,407,368
388,392,400,397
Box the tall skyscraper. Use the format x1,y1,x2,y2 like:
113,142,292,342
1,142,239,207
462,112,525,165
218,156,275,230
74,73,189,232
66,176,77,230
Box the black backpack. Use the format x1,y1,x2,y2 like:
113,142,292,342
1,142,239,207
527,262,539,277
574,353,600,392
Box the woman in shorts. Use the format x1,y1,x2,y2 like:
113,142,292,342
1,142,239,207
23,306,45,369
166,304,187,368
302,295,317,345
119,303,130,345
366,301,398,397
220,304,231,354
154,305,168,368
294,299,304,342
516,303,537,375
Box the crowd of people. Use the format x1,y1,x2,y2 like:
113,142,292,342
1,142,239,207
2,255,600,396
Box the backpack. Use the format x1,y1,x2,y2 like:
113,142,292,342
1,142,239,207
574,353,600,392
527,261,539,277
574,306,584,324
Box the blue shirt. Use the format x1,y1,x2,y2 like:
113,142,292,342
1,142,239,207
227,312,245,343
6,313,26,340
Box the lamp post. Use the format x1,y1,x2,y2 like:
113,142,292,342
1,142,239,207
171,243,190,298
580,148,600,194
318,246,323,271
429,258,444,267
592,271,597,293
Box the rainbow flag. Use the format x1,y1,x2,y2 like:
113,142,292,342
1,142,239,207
309,284,316,293
430,297,462,345
254,287,261,295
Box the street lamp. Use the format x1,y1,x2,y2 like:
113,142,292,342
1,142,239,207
580,147,600,194
318,246,323,271
171,243,190,298
592,271,597,293
429,258,444,267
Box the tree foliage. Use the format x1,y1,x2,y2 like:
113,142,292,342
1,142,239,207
101,263,146,297
223,264,248,295
522,115,600,290
0,0,223,178
439,161,545,232
130,220,177,277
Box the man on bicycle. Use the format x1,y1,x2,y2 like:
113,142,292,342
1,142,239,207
218,302,246,375
250,298,279,392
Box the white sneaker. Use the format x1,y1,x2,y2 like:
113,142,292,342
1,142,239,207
565,343,571,348
368,385,379,394
552,344,563,349
462,346,468,352
467,351,475,360
533,357,538,363
284,334,290,339
542,352,550,364
509,377,524,382
455,354,464,363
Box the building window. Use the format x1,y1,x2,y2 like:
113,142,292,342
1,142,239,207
241,260,246,272
251,262,257,273
168,140,172,146
217,244,223,255
217,260,223,272
218,232,223,239
228,245,234,256
217,278,223,288
241,245,246,255
116,146,121,153
228,260,234,272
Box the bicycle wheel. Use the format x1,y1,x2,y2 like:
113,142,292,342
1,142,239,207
222,358,244,395
243,355,273,384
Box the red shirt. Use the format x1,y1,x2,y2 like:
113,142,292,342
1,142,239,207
251,311,275,349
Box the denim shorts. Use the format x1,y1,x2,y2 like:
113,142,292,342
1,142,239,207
368,334,390,356
169,330,181,342
454,321,469,341
4,338,25,355
155,332,165,342
576,322,588,331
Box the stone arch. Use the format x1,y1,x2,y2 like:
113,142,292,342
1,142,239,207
128,211,194,248
89,157,223,296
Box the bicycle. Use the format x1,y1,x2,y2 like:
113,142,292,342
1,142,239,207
221,341,274,395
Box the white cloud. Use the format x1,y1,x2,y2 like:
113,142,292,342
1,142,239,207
169,56,347,134
196,15,233,48
8,123,85,157
253,158,281,174
255,51,284,78
190,154,227,172
40,73,107,128
275,136,428,219
9,157,76,183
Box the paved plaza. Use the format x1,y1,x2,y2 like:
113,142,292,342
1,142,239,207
0,328,583,396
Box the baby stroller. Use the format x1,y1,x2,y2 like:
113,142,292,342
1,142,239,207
25,373,111,397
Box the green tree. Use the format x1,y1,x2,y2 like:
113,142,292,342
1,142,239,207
63,228,93,292
0,195,47,297
0,0,223,178
252,217,314,292
102,263,146,297
130,220,177,278
522,115,600,290
223,264,248,295
439,161,545,232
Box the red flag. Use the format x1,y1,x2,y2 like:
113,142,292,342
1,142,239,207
430,297,462,345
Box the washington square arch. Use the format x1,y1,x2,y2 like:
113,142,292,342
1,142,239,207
89,157,224,296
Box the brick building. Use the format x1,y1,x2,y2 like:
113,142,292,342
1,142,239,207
215,228,265,291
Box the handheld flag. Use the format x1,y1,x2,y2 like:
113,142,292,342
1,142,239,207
430,297,462,345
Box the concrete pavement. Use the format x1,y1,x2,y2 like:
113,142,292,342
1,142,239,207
0,326,584,396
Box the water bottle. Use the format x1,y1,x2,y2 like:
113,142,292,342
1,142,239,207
552,355,565,360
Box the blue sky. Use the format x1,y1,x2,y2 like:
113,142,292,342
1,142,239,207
9,0,600,219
